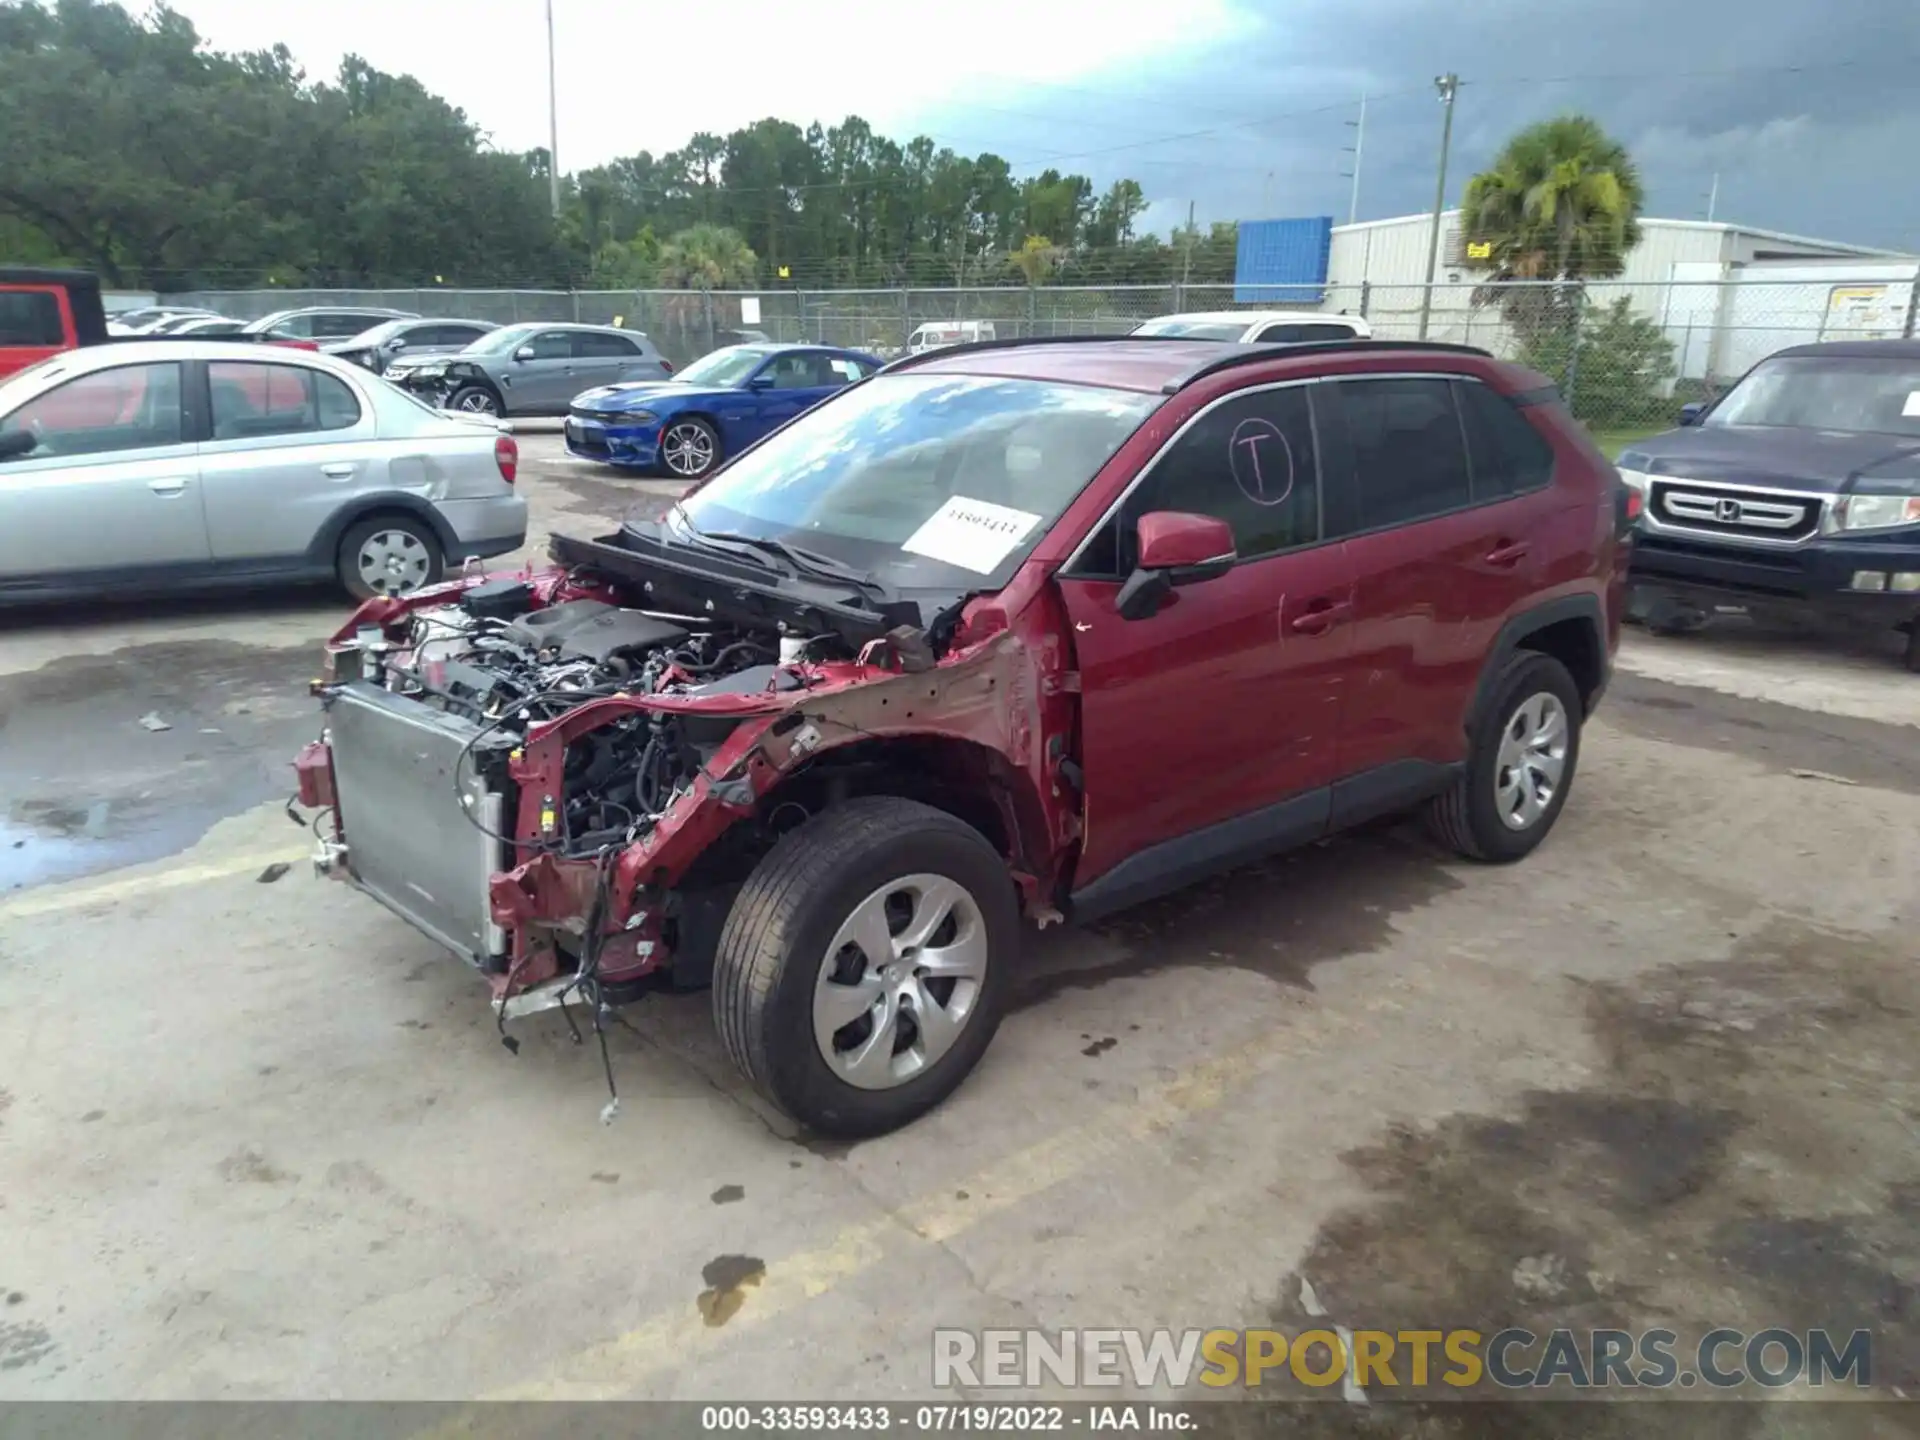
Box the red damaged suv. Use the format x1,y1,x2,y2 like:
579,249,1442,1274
296,337,1628,1135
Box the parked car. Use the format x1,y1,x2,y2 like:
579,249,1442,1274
1132,310,1374,344
240,306,419,342
105,306,219,336
324,317,499,375
906,320,995,355
294,335,1626,1135
166,316,246,337
565,343,882,476
1,268,322,382
391,323,673,418
0,340,526,604
1622,340,1920,671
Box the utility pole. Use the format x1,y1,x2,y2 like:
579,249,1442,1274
1341,93,1367,226
1704,172,1720,223
545,0,561,216
1180,200,1196,286
1417,73,1460,340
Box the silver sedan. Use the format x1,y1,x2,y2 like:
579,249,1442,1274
0,341,527,603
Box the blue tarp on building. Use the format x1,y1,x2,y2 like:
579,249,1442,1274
1234,217,1333,304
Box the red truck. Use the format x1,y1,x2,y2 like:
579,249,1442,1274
296,335,1631,1136
0,267,316,384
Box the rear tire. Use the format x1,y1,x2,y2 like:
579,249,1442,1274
1427,652,1583,863
338,514,444,601
713,797,1016,1137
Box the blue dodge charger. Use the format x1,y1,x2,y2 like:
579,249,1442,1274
565,343,883,477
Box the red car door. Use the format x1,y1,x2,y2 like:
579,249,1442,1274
1054,381,1355,910
1321,374,1563,780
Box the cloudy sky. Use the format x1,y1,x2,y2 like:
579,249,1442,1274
167,0,1919,249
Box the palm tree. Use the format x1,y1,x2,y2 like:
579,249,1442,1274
1461,116,1644,335
657,223,758,290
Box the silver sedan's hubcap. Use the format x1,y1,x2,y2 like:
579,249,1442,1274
662,423,714,476
813,873,989,1091
357,529,431,594
455,390,498,414
1494,691,1569,830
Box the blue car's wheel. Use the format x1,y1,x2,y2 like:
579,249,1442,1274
661,418,719,478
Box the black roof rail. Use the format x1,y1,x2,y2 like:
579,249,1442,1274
872,331,1495,392
875,331,1208,374
1162,338,1495,394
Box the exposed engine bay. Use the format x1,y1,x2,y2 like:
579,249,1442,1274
339,576,838,861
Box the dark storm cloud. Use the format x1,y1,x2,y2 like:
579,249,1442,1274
913,0,1920,248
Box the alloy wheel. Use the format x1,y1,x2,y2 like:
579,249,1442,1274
661,422,714,477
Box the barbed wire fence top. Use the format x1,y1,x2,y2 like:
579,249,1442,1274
161,274,1919,447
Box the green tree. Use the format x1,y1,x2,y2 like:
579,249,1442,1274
1008,235,1060,287
657,223,758,288
1520,296,1676,429
1461,115,1644,285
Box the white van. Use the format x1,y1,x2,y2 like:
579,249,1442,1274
906,320,997,355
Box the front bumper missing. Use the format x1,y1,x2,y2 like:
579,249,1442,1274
323,682,507,968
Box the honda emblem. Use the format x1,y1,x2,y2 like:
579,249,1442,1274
1715,498,1743,523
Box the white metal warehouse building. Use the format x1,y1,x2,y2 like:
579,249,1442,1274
1321,210,1916,379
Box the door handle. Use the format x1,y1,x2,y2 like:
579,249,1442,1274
1288,598,1350,635
321,462,356,479
1485,539,1531,567
147,477,189,496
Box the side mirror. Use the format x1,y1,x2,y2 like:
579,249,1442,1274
1115,511,1238,621
514,345,535,363
0,428,37,462
1678,401,1705,426
386,339,407,352
747,373,774,390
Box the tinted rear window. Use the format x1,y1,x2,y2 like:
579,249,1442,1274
1341,377,1472,527
1457,381,1555,498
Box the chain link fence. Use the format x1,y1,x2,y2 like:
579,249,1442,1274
167,275,1917,446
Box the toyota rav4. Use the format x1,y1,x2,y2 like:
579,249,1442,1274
295,337,1628,1136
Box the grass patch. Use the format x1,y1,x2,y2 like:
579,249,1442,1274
1587,423,1668,458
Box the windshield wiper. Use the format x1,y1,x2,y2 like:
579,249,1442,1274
670,509,890,597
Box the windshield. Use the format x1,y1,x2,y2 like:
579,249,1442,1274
1707,356,1920,437
343,319,405,348
649,374,1158,597
239,310,296,335
462,325,538,356
1133,318,1245,340
674,346,770,387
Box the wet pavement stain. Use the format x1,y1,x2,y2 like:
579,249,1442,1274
696,1254,766,1328
1013,826,1463,1013
216,1145,296,1186
0,1318,54,1372
1231,916,1920,1438
0,638,329,891
1082,1036,1117,1057
710,1184,746,1205
1608,672,1920,797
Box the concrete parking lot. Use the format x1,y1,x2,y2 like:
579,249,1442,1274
2,436,1917,1429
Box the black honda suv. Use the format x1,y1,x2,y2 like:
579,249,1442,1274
1622,340,1920,671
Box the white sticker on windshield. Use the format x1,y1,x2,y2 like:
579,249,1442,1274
1904,391,1920,418
901,496,1043,574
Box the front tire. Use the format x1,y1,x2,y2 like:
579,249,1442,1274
713,797,1016,1137
1427,652,1583,863
1903,623,1920,675
447,385,502,417
338,514,444,601
660,417,720,479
